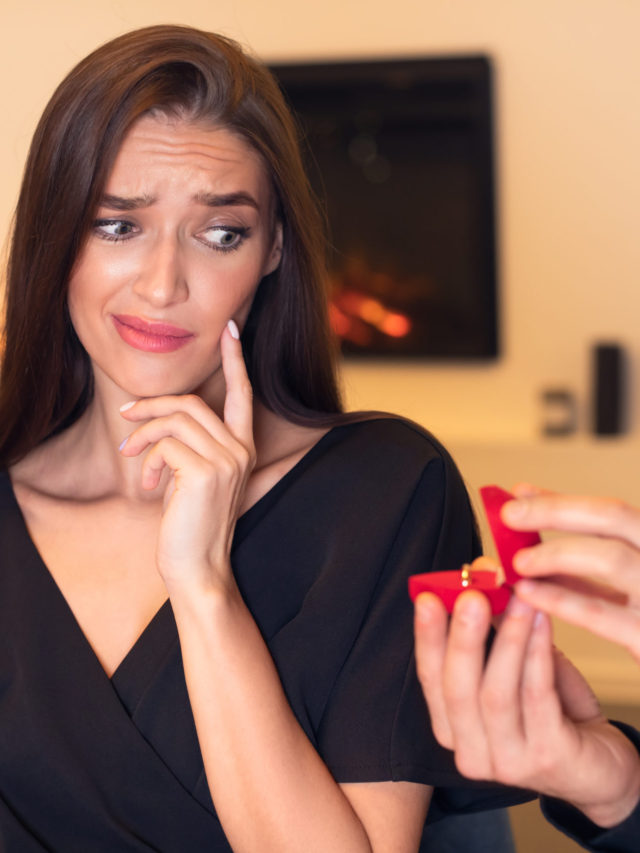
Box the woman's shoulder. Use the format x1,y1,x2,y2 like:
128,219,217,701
247,408,464,516
327,414,458,470
6,429,76,499
283,414,469,516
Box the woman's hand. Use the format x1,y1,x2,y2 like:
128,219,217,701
503,484,640,665
119,321,255,595
414,587,640,827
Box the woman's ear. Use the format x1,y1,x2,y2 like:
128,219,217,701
263,222,283,275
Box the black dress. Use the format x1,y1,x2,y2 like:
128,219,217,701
0,418,530,851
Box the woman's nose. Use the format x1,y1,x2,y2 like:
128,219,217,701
132,236,188,307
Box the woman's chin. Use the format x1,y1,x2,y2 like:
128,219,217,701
118,375,222,406
91,359,224,407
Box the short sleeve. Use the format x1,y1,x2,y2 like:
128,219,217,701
234,418,534,809
316,434,483,785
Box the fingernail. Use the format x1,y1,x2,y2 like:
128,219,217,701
502,499,527,521
533,610,545,630
120,401,136,412
415,599,430,624
515,579,537,594
415,594,438,623
456,594,485,623
227,319,240,340
506,595,533,617
118,436,128,452
513,547,533,569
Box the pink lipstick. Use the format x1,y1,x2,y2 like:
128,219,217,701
112,314,194,353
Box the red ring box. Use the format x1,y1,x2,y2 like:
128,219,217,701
408,485,541,614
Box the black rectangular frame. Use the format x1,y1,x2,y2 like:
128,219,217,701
270,55,499,360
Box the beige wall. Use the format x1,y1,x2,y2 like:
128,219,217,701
2,0,639,445
2,0,639,698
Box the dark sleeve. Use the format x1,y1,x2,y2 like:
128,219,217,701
316,430,528,803
540,721,640,853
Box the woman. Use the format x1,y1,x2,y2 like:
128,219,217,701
0,25,526,852
415,484,640,852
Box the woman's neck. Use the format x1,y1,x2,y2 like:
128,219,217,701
12,367,226,503
10,368,326,510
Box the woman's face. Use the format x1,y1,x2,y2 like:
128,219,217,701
68,113,282,404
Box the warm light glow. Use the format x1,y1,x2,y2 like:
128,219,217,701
381,314,411,338
358,298,386,327
329,286,412,343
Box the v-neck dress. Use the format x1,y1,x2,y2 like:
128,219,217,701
0,418,531,851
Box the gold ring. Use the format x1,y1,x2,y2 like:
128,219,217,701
461,564,471,588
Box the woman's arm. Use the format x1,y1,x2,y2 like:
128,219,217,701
173,587,430,852
120,323,431,853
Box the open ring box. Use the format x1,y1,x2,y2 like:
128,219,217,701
408,485,541,615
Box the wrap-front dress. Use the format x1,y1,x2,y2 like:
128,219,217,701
0,419,530,851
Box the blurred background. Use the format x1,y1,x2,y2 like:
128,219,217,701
2,2,639,849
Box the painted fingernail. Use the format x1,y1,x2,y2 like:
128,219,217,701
227,319,240,340
119,401,136,412
118,436,128,452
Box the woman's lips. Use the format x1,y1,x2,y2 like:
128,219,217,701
112,314,195,353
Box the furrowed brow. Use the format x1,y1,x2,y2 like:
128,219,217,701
100,193,156,211
194,191,260,210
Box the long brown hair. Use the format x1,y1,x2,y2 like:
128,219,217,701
0,25,345,467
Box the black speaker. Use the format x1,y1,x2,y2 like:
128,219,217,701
592,343,627,435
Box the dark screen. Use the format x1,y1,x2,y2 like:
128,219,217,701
270,56,499,359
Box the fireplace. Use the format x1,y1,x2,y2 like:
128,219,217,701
270,55,498,360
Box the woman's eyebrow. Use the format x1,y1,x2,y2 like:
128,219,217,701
194,191,260,210
100,193,155,211
98,191,260,211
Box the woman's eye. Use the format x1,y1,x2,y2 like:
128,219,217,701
201,226,248,252
93,219,137,241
